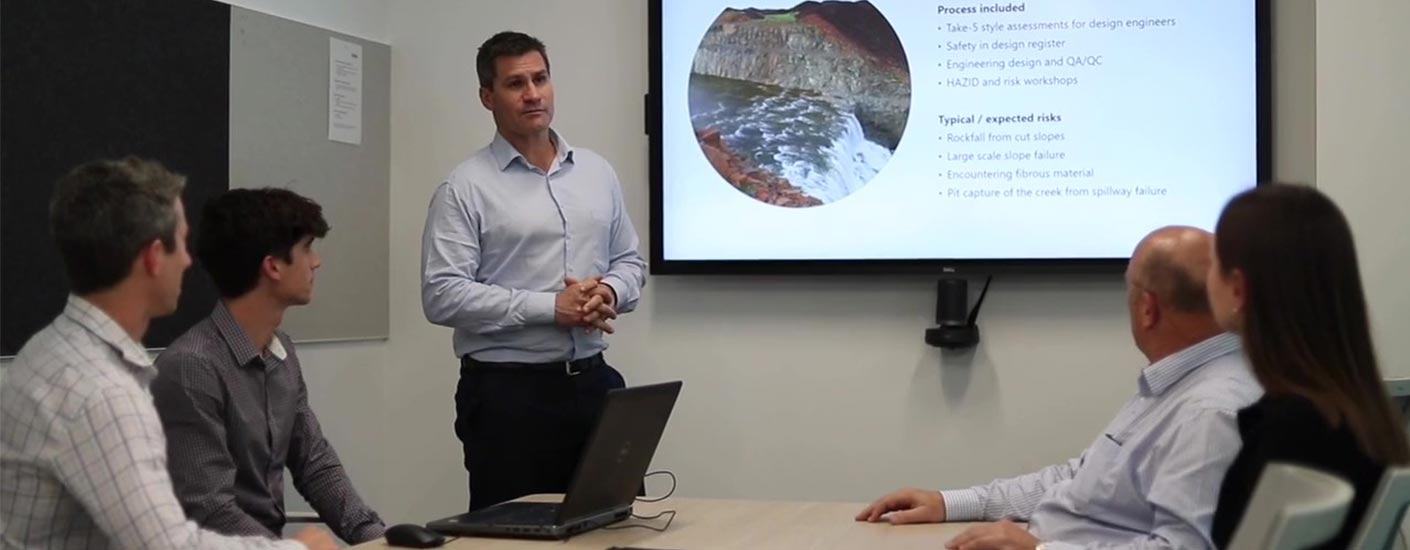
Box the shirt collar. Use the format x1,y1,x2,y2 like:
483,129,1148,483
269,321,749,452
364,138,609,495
489,129,574,172
211,301,288,367
1139,332,1243,396
62,295,153,373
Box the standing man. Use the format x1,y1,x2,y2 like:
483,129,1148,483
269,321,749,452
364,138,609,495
420,31,647,511
152,189,386,544
0,157,333,550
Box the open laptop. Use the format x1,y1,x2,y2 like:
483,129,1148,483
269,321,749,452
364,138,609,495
426,380,683,539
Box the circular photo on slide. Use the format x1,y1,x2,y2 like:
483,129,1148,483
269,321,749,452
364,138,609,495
689,1,910,208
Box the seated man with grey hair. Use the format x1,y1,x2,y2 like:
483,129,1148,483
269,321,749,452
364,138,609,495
856,226,1263,550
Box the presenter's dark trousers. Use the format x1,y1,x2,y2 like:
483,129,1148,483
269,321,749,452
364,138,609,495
455,353,625,512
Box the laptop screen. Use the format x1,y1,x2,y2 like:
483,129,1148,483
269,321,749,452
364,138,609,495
558,381,682,523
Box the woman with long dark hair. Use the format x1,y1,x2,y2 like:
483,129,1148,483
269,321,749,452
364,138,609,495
1207,183,1409,548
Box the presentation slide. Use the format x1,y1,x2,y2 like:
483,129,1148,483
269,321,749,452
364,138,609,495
658,0,1259,262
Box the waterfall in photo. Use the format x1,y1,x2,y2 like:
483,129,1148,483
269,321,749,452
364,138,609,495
689,74,892,204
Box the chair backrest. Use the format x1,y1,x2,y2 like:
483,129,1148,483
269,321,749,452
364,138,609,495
1351,467,1410,550
1385,378,1410,421
1228,463,1356,550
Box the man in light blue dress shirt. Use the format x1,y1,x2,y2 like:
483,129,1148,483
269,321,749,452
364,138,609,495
420,31,647,511
857,227,1262,550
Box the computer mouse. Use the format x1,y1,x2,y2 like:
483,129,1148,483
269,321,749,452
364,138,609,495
384,523,446,548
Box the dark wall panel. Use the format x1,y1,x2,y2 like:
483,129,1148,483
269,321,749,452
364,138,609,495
2,0,231,354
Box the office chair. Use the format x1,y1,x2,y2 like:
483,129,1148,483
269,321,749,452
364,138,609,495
1227,462,1355,550
1351,467,1410,550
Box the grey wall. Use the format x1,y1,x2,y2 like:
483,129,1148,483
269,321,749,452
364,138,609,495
230,6,390,342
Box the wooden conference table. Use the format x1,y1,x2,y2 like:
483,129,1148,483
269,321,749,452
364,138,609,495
354,496,979,550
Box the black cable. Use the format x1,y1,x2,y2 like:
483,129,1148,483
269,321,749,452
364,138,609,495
965,275,994,326
601,470,679,532
637,470,676,503
602,510,677,532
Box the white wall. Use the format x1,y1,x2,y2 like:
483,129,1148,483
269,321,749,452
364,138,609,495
1315,0,1410,377
379,0,1162,523
1317,5,1410,545
371,0,1350,524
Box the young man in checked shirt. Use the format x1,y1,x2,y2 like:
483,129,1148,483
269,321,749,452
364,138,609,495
150,188,386,544
0,158,334,550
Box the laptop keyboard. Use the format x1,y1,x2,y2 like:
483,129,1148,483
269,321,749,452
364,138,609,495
463,503,560,525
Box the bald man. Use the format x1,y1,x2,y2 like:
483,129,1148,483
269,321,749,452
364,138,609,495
856,227,1263,550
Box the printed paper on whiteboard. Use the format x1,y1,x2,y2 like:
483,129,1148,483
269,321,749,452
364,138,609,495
328,37,363,145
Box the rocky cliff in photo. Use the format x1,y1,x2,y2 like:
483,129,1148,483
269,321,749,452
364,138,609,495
691,1,910,149
697,128,823,208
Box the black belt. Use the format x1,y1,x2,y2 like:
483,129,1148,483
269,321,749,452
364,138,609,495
460,352,605,376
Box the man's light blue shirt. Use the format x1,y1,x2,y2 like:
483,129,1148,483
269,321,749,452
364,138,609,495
941,333,1262,549
421,131,646,362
